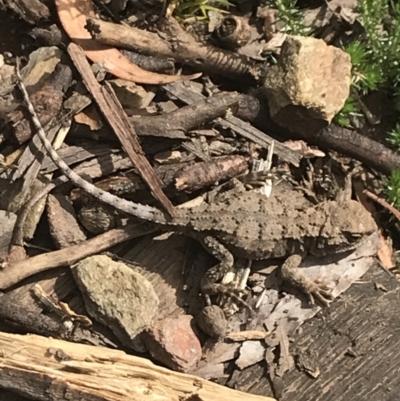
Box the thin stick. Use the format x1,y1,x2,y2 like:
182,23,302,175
15,59,165,224
363,189,400,221
0,223,157,290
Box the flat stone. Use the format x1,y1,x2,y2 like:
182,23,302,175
71,255,159,350
142,315,202,372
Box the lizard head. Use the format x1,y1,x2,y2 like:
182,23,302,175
314,199,377,254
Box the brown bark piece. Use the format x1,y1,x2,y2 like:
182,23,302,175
86,16,258,81
0,292,66,338
67,43,175,216
3,0,50,23
174,155,249,192
46,193,87,248
0,331,274,401
131,91,244,139
5,64,71,145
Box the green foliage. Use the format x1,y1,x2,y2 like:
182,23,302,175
173,0,233,20
344,41,383,93
273,0,309,35
356,0,400,87
384,169,400,209
387,123,400,150
263,0,311,36
334,93,359,127
338,0,400,127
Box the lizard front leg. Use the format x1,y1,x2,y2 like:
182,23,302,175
198,236,250,308
199,235,235,303
281,255,332,306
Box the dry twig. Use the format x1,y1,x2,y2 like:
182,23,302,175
363,189,400,221
1,223,157,290
86,17,259,81
67,43,175,216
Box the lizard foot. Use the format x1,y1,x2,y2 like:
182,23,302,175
201,275,251,311
281,254,333,307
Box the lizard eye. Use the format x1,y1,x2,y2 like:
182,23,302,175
343,232,362,242
350,233,362,238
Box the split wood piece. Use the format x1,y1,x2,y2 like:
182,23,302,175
6,120,71,238
131,91,244,139
67,43,175,216
10,181,60,247
55,0,184,84
86,16,260,82
163,82,302,167
0,292,66,338
1,223,157,290
0,331,275,401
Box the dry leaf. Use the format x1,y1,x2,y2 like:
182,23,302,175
55,0,182,84
74,104,103,130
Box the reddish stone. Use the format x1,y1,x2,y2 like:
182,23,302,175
143,315,202,372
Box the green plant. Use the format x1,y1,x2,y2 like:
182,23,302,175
173,0,233,20
387,124,400,150
345,40,384,93
337,1,400,128
358,0,400,85
334,93,359,127
384,169,400,209
263,0,311,36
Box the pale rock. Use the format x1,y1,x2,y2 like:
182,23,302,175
236,340,266,370
263,35,351,134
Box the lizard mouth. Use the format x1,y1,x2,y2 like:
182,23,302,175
334,231,373,253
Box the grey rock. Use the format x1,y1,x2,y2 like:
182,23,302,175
72,255,159,350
